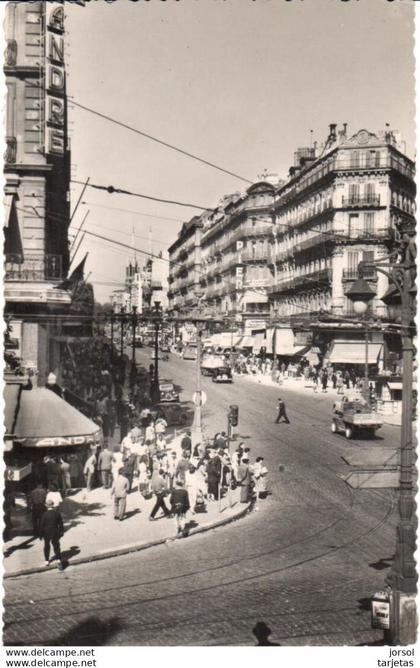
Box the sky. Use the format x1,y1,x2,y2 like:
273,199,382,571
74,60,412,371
62,0,416,302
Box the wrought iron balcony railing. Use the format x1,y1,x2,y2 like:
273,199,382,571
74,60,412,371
5,254,63,282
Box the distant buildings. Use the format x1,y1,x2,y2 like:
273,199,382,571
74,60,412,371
168,125,415,368
111,256,169,314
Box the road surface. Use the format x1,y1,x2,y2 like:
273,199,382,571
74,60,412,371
3,349,398,646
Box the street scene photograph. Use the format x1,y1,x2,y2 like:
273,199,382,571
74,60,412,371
2,0,417,653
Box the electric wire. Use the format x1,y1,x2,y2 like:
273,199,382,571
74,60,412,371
68,98,253,185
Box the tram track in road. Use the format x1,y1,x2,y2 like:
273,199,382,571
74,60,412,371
4,355,397,645
5,484,395,628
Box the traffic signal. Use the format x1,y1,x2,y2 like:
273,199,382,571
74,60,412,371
229,404,239,427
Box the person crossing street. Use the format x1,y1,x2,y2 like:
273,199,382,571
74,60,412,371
275,397,290,424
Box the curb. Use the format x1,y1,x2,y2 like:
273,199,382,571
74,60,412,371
4,501,251,579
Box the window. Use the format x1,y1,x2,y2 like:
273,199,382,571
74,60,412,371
367,150,380,168
349,213,359,236
364,212,374,235
351,151,360,168
349,183,360,203
347,250,359,273
365,182,375,202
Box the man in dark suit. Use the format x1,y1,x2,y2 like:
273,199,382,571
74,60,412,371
275,397,290,424
170,480,190,536
39,499,65,570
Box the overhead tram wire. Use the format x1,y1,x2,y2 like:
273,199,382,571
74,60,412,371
68,98,253,185
70,179,209,211
80,201,184,223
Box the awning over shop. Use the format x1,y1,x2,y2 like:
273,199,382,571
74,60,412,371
205,332,243,348
4,193,23,256
236,335,254,348
252,332,266,353
4,383,21,435
271,328,308,357
7,386,102,448
387,381,416,391
329,341,383,364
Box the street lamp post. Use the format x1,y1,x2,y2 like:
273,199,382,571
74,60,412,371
151,301,161,404
347,235,417,645
110,313,114,364
191,326,203,449
131,305,137,369
120,305,125,362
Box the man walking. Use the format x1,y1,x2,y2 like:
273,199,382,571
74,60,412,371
111,468,129,521
39,499,65,570
97,441,114,489
149,468,171,521
170,479,190,536
275,397,290,424
30,482,47,538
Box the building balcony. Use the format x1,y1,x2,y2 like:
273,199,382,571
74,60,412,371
239,248,272,262
5,254,63,282
342,268,377,281
342,195,381,207
268,267,332,294
347,226,394,241
275,203,334,232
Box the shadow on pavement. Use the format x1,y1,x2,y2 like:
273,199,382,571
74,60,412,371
49,616,123,646
4,536,36,558
252,621,281,646
369,557,393,571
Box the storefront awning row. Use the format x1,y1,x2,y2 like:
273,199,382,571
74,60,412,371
4,384,102,448
328,341,383,364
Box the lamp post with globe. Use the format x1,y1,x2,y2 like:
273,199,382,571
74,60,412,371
347,234,416,645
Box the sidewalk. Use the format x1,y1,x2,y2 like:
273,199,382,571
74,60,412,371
240,373,402,427
4,484,248,578
5,430,250,578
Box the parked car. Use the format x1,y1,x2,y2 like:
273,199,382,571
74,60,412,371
160,343,170,353
159,380,179,402
151,402,189,426
211,366,233,383
182,345,198,361
331,397,383,439
134,335,143,347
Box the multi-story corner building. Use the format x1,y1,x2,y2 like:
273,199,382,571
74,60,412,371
200,182,276,334
4,1,83,383
269,124,416,364
167,216,204,317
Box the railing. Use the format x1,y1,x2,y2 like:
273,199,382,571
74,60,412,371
240,248,272,261
268,267,332,293
342,195,381,207
342,268,377,280
5,254,63,281
347,226,394,241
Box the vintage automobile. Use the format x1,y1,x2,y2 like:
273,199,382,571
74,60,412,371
200,354,225,376
134,335,143,347
182,345,198,361
211,366,233,383
150,402,190,426
160,342,170,353
159,380,179,402
331,397,383,439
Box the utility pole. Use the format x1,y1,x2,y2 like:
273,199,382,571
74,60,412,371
120,306,125,362
191,327,203,448
131,305,137,370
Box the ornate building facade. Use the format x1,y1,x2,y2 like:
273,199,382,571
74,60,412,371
4,1,78,383
167,125,415,361
269,125,415,364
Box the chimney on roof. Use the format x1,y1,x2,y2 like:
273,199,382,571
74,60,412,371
343,123,348,136
328,123,337,143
